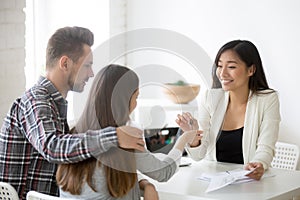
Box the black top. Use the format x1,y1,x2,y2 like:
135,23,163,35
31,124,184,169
216,127,244,164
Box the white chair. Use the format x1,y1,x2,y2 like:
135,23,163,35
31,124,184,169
26,191,71,200
271,141,299,170
0,182,19,200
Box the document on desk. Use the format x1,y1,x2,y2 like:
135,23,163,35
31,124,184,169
197,169,265,193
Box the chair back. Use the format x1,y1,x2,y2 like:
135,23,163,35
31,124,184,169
26,191,70,200
0,182,19,200
271,141,299,170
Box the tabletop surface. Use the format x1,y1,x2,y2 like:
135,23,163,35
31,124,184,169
150,157,300,200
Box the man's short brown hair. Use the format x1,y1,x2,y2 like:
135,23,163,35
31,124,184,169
46,26,94,68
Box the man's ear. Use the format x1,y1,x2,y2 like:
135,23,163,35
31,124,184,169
59,56,69,70
249,64,256,76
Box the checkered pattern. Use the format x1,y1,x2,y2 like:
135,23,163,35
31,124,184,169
0,76,117,199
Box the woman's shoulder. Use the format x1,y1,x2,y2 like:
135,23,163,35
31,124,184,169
199,88,227,109
208,88,226,95
251,89,280,107
203,88,227,100
254,89,279,100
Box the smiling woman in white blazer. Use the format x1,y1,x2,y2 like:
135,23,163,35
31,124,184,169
176,40,281,180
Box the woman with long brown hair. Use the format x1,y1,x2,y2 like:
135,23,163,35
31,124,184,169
56,64,199,199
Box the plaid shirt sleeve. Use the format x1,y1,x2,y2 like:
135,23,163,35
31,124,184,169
0,77,119,198
21,88,118,164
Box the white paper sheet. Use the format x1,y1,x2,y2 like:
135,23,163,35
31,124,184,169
197,168,274,193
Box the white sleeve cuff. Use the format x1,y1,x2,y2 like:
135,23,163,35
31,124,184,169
184,143,202,161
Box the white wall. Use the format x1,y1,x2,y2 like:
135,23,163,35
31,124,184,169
0,0,26,126
125,0,300,169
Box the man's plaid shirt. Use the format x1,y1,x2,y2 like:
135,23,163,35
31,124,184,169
0,76,118,199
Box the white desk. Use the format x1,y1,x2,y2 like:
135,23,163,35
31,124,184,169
150,158,300,200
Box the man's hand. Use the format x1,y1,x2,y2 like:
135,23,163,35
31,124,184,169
116,126,145,151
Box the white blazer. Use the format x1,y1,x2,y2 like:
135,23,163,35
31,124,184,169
186,88,281,170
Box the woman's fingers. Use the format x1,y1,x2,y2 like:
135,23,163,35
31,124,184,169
245,162,264,180
176,112,199,131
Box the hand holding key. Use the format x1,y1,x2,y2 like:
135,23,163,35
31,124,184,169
176,112,199,131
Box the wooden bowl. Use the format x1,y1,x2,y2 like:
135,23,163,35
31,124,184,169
163,84,200,104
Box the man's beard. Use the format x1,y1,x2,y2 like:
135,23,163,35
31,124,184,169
68,76,84,93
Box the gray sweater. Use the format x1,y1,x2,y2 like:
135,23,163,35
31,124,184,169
59,149,181,200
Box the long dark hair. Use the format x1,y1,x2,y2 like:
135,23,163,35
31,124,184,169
212,40,273,95
56,64,139,197
94,65,139,127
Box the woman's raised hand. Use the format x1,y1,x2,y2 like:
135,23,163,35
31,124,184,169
176,112,199,131
175,130,203,151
